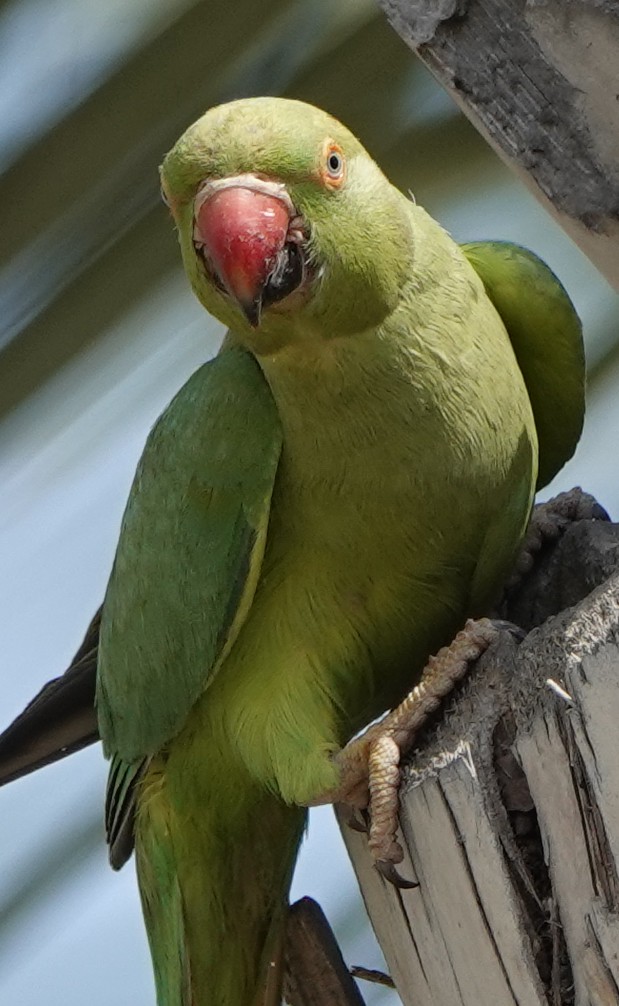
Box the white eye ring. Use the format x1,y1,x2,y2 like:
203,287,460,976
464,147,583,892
326,150,344,177
160,185,170,207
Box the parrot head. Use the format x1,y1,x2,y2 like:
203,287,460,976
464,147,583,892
160,97,413,352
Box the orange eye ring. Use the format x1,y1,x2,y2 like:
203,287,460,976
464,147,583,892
319,140,346,189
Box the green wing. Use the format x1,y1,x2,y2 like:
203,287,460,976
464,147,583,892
463,241,585,490
96,346,281,862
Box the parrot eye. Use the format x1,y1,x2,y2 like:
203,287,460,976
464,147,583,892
160,184,171,208
327,151,343,175
320,142,346,188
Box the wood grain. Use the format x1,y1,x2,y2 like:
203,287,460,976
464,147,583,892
379,0,619,290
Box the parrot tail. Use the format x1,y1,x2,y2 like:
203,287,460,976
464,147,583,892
134,756,307,1006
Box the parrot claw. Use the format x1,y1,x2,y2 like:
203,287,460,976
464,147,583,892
339,804,369,833
487,618,526,642
349,810,370,834
331,619,503,890
504,487,610,594
375,859,419,890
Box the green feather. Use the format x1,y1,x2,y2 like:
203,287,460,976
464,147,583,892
463,241,585,489
105,754,145,867
96,345,281,762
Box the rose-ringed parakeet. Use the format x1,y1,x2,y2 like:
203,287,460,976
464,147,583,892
0,98,584,1006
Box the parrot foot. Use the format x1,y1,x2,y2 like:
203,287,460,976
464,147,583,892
323,618,503,886
505,487,609,593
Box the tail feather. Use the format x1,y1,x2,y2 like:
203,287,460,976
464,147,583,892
134,756,306,1006
0,609,100,786
136,763,193,1006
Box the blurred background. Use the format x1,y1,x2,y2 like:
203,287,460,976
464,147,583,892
1,1,618,1003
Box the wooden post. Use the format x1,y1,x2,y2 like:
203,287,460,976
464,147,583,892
378,0,619,292
338,518,619,1005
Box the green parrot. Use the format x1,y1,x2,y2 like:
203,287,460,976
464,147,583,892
0,97,584,1006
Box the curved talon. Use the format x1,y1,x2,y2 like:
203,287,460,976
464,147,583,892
375,859,419,889
342,806,369,833
348,817,368,834
591,501,611,522
488,618,526,642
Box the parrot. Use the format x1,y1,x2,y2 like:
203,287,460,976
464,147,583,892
0,97,584,1006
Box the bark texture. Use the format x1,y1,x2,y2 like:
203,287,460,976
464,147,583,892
379,0,619,291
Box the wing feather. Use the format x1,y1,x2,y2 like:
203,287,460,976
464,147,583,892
97,345,281,761
463,241,585,489
97,345,281,862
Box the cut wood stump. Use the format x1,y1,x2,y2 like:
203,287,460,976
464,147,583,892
338,513,619,1006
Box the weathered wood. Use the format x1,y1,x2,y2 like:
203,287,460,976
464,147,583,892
338,518,619,1005
378,0,619,291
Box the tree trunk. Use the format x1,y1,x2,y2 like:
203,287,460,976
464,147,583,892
378,0,619,292
338,517,619,1005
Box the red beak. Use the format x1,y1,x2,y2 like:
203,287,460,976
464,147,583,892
194,183,292,327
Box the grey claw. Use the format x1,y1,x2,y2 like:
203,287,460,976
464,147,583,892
348,815,369,834
488,618,526,642
341,806,369,833
375,859,419,889
591,502,611,522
